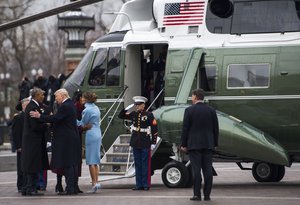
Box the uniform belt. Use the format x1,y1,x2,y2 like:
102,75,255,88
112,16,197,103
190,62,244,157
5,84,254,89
131,126,150,134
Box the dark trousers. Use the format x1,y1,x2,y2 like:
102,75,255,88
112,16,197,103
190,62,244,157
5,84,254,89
16,151,24,191
189,149,213,197
64,165,78,193
133,148,151,188
37,170,47,189
23,172,38,193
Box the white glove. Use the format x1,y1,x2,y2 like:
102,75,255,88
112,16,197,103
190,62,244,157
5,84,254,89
46,142,52,148
125,103,134,110
151,144,156,151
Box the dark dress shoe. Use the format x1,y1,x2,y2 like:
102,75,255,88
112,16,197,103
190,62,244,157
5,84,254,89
132,187,143,191
75,186,83,193
77,189,83,193
55,184,64,193
143,187,150,191
26,191,44,196
190,196,201,201
58,191,78,196
204,196,211,201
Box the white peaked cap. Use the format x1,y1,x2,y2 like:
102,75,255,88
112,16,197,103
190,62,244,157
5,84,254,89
132,96,148,104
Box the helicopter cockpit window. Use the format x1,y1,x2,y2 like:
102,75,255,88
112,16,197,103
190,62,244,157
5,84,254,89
107,47,121,86
206,0,300,34
227,64,270,89
88,47,121,87
88,48,107,86
63,47,93,95
199,65,217,92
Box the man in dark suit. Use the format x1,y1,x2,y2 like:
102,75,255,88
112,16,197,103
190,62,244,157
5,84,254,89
30,88,81,195
21,88,49,196
12,97,30,192
180,88,219,201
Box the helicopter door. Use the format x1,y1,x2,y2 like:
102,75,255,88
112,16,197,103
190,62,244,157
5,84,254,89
124,44,168,109
124,44,142,106
175,48,204,104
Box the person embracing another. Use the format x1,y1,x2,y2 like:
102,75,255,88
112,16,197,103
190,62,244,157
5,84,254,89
30,88,82,195
180,88,219,201
21,88,49,196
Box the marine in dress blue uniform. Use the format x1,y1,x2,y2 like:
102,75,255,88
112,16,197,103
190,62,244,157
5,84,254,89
118,96,158,190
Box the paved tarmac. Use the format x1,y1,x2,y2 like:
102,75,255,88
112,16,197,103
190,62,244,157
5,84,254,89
0,155,300,205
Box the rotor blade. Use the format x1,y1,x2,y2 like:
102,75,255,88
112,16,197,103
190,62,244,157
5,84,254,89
0,0,103,32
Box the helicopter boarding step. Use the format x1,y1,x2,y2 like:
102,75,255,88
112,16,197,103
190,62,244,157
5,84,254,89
99,134,161,182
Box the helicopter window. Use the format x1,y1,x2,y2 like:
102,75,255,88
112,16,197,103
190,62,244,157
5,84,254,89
88,48,107,86
227,64,270,89
63,47,93,94
107,47,121,86
199,65,217,92
169,50,189,72
231,0,300,34
206,0,300,34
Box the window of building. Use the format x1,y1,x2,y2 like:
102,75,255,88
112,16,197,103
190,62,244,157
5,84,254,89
227,64,270,89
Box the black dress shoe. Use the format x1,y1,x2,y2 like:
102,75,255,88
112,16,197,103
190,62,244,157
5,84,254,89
190,196,201,201
55,184,64,193
75,186,83,193
26,191,44,196
57,191,78,196
204,196,211,201
143,187,149,191
132,187,143,191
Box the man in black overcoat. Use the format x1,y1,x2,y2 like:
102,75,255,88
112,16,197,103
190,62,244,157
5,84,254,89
21,88,49,196
12,97,30,192
30,88,81,195
180,88,219,201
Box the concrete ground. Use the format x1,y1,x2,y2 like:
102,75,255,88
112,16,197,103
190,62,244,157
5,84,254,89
0,152,300,205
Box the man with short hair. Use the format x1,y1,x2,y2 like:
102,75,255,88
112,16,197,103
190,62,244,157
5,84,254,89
118,96,158,191
180,88,219,201
30,88,81,195
21,88,49,196
12,97,30,192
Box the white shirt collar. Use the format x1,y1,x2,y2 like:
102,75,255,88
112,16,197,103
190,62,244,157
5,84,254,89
62,98,69,103
32,99,39,106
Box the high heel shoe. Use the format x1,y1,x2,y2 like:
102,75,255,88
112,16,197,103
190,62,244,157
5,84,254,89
95,183,101,190
55,184,64,193
87,185,97,194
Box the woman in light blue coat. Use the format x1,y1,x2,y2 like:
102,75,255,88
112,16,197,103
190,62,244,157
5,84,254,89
77,92,102,193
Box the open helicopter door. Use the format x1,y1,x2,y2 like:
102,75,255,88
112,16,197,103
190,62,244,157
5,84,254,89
123,43,168,110
174,48,205,104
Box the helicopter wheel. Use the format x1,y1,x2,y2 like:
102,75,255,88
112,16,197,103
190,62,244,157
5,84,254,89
161,161,189,188
252,162,279,182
